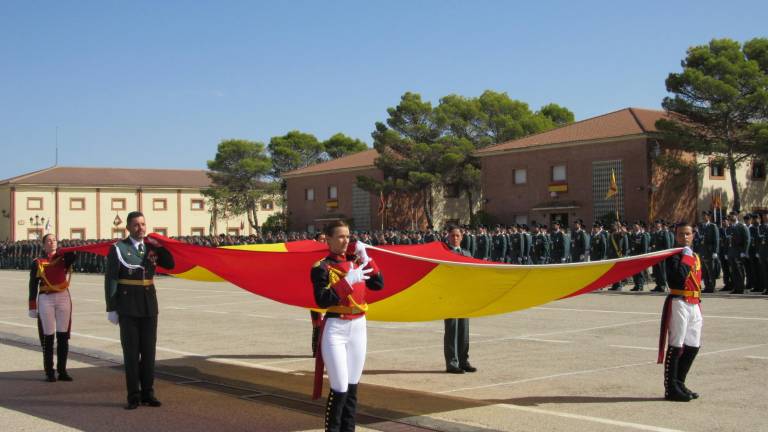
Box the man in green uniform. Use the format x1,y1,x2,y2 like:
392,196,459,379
105,211,174,410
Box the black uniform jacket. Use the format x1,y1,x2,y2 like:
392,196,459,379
104,238,174,317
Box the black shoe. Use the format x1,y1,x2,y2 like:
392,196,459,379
124,400,139,410
45,372,56,382
460,364,477,373
702,289,714,293
57,372,73,382
446,365,465,374
141,396,162,407
732,290,744,294
630,286,642,291
651,286,665,292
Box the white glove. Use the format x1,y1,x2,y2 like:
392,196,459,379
28,310,38,319
560,258,566,263
107,311,119,325
740,252,747,258
344,262,372,286
757,253,761,258
354,241,370,266
579,254,585,260
712,253,718,259
682,247,694,257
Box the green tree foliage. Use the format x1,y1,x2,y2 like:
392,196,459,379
323,133,368,159
261,213,287,233
362,91,573,227
206,139,275,231
657,38,768,212
268,130,325,180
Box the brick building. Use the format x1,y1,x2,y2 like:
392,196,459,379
475,107,696,227
283,149,383,232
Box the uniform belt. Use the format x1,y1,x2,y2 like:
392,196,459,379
326,305,366,314
669,289,700,298
117,279,154,286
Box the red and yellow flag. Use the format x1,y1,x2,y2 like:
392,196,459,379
64,236,679,322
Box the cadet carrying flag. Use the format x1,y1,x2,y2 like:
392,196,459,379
63,235,680,322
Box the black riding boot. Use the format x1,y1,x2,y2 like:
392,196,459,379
312,326,320,358
43,334,56,382
340,383,358,432
324,388,348,432
677,345,699,399
56,332,73,381
664,346,692,402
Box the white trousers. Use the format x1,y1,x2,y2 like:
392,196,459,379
668,298,702,348
38,290,72,336
322,316,367,393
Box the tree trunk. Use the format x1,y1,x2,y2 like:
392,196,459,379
466,188,474,225
209,207,217,236
727,150,741,213
423,188,434,229
247,205,259,231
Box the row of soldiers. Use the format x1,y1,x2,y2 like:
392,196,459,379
694,211,768,294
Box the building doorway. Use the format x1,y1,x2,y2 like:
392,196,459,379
550,213,569,228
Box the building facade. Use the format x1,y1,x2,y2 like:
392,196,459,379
0,166,280,241
476,108,698,227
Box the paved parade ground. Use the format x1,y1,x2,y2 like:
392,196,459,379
0,270,766,432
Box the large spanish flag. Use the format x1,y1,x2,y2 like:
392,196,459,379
64,236,679,322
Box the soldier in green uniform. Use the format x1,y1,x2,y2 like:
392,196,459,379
571,220,590,263
491,226,508,263
727,211,750,294
531,223,550,264
589,222,607,261
608,222,628,290
549,221,569,263
758,213,768,294
630,221,650,291
650,220,672,292
699,211,720,293
105,211,174,410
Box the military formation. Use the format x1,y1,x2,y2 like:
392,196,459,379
2,210,766,294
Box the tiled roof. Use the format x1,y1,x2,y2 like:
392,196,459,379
475,107,667,155
0,166,214,188
282,148,378,178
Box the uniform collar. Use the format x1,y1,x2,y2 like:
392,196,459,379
128,236,144,250
327,253,347,262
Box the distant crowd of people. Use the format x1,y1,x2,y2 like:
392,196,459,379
2,210,766,294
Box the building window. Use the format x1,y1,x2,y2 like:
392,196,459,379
190,227,205,236
27,197,43,210
153,227,168,237
307,224,316,234
328,186,338,199
305,188,315,201
70,228,86,240
227,228,240,236
752,160,766,180
444,184,460,198
261,200,274,210
153,198,167,211
552,165,567,182
69,198,85,211
709,160,725,179
112,228,125,239
111,198,126,211
190,199,204,211
513,168,527,185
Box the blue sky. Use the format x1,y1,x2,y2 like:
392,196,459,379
1,1,766,179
